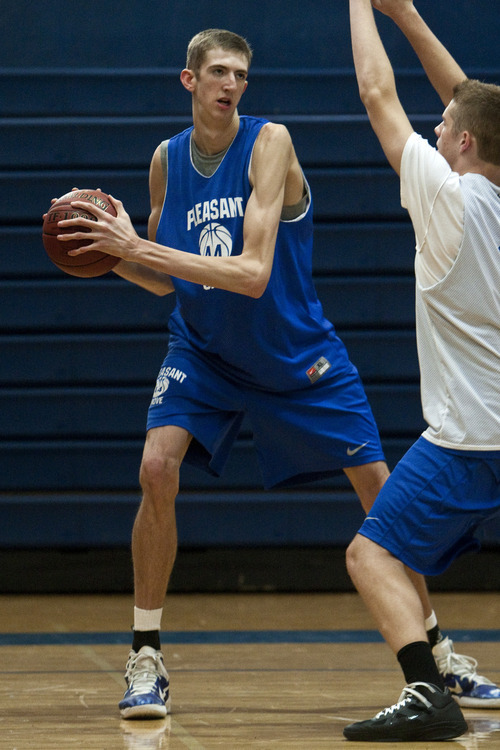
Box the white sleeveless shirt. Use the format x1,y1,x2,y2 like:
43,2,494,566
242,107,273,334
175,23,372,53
401,133,500,450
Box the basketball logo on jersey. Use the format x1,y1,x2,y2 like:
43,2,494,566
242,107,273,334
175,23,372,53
199,223,233,257
199,223,233,290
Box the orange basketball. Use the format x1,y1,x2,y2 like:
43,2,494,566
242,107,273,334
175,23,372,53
42,189,119,277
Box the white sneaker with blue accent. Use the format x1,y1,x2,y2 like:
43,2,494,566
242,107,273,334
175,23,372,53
434,636,500,708
119,646,171,719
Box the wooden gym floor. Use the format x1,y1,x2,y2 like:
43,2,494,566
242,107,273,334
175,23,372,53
0,592,499,749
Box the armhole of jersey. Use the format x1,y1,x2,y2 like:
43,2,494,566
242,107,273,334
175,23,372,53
247,129,310,222
160,140,169,182
247,140,255,187
156,140,169,228
281,175,310,222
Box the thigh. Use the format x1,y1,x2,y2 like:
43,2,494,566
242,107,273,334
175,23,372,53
344,461,390,513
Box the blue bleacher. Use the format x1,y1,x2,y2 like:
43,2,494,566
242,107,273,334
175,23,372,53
1,0,499,551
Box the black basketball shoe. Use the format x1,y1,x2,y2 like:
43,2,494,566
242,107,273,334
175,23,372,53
343,682,468,742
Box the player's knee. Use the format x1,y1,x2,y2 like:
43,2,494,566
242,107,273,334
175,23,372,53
139,451,181,496
345,534,370,586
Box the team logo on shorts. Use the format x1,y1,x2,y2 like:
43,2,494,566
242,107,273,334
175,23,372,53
150,366,187,406
347,441,370,456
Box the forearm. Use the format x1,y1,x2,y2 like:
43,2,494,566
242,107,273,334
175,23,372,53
349,0,414,174
380,2,467,105
113,258,175,296
127,236,270,299
350,0,397,109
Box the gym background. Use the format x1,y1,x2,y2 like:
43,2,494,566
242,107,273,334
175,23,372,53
1,0,499,593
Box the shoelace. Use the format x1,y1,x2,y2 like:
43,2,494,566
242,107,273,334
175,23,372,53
374,682,434,718
126,651,163,693
439,651,495,686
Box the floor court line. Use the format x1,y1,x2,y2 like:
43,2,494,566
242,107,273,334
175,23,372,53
0,593,497,749
0,628,499,646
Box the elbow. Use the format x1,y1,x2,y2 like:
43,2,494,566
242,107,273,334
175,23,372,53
247,279,268,299
358,84,382,112
146,277,175,297
155,281,175,297
233,257,270,298
358,80,393,116
243,266,270,299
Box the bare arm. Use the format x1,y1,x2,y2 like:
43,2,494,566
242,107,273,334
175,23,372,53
350,0,414,174
130,121,293,298
372,0,467,106
59,123,294,299
112,145,175,296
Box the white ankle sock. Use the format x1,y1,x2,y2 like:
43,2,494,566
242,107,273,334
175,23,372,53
134,606,163,631
425,610,438,631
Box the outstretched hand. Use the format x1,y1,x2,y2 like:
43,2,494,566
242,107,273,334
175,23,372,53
57,194,140,260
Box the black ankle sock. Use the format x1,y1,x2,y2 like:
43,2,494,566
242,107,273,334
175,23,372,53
397,641,445,690
132,628,161,652
426,623,443,649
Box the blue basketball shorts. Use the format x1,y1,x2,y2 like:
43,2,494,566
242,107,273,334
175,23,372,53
357,436,500,575
146,345,385,489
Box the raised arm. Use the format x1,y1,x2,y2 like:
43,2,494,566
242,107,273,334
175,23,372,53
349,0,414,174
372,0,467,107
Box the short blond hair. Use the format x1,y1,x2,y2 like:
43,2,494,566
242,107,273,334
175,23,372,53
186,29,253,74
452,79,500,166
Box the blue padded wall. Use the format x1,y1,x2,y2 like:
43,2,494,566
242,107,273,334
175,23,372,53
1,0,499,549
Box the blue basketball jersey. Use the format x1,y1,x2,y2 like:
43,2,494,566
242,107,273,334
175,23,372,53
156,115,351,392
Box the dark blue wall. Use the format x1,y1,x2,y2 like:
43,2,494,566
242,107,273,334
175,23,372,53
1,0,499,550
2,1,499,69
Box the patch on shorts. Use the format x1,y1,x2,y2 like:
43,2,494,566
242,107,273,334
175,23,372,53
306,356,331,384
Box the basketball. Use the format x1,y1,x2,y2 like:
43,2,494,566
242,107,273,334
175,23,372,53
42,189,119,277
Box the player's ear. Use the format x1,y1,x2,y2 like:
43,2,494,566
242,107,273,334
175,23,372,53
180,68,196,92
459,130,473,154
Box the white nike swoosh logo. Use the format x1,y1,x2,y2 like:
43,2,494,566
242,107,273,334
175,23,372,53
346,441,369,456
